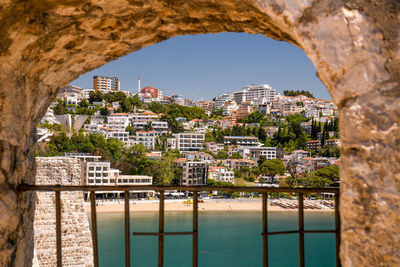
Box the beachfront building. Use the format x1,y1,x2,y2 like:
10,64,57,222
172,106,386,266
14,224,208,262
224,136,259,146
80,160,155,198
175,159,208,186
174,133,205,151
208,166,234,183
136,131,156,150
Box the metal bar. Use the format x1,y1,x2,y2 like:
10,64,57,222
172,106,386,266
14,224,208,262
193,192,198,267
17,184,340,194
158,191,164,267
55,189,62,267
125,190,131,267
298,193,305,267
133,232,195,236
335,193,341,267
90,191,99,267
262,193,269,267
263,230,335,236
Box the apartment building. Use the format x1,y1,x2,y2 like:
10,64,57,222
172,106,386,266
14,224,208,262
107,113,130,131
208,166,234,183
224,136,259,146
325,139,341,147
175,160,208,186
182,151,213,163
233,84,278,105
166,138,176,150
213,94,233,110
130,112,159,130
136,131,156,150
236,146,276,161
174,133,205,151
306,140,321,151
58,85,84,105
151,121,169,136
222,159,257,170
93,75,120,91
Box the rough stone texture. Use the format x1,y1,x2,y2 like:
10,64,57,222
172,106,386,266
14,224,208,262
33,157,93,267
0,0,398,266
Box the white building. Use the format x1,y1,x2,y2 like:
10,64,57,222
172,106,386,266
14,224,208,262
224,136,259,146
208,166,234,183
136,130,156,150
151,121,169,136
213,93,233,110
107,113,130,131
236,146,276,161
174,133,205,151
233,84,278,105
130,112,159,130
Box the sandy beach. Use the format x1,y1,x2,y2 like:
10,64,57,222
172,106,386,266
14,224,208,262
85,199,334,213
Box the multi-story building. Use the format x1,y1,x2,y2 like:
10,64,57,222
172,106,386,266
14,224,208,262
80,160,154,198
151,121,169,136
107,113,130,131
171,94,185,105
208,166,234,183
175,159,208,186
58,85,84,105
233,84,278,105
224,136,259,146
196,100,214,113
236,146,276,161
130,112,159,130
205,142,224,153
325,139,341,147
139,86,163,102
306,140,321,151
182,151,213,163
222,159,257,170
174,133,205,151
166,138,176,150
93,75,120,91
104,131,130,144
213,94,233,110
136,131,156,150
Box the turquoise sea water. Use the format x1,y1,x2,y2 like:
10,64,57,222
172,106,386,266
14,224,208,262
92,211,335,267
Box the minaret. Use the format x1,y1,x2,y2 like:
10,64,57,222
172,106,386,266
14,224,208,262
138,76,141,94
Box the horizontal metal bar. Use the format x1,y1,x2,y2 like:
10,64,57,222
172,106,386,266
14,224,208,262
133,231,196,236
262,229,336,236
17,184,339,194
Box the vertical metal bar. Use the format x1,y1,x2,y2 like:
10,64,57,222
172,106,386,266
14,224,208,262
193,191,198,267
90,191,99,267
125,190,131,267
335,193,341,267
158,191,165,267
55,189,62,267
262,193,269,267
298,193,305,267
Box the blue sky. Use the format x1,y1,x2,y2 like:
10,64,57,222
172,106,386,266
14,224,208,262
72,33,330,100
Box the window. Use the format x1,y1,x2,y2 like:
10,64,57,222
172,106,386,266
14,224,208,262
95,179,101,183
88,179,94,184
89,173,94,177
89,167,94,171
96,167,101,170
103,179,108,183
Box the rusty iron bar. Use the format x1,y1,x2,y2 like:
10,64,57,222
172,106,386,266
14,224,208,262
263,229,335,236
90,191,99,267
133,231,194,236
158,191,165,267
55,189,62,267
124,190,131,267
193,191,198,267
17,184,339,194
298,193,305,267
335,193,341,267
262,193,268,267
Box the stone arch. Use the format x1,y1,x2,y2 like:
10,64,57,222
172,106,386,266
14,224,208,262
0,0,398,266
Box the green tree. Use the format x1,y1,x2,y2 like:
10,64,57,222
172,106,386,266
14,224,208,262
260,159,285,181
216,150,229,159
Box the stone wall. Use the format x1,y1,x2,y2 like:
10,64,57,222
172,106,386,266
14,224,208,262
33,157,93,266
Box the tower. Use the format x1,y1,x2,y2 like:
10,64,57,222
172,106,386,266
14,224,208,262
138,76,141,94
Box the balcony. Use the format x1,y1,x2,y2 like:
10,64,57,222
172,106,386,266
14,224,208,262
18,185,340,267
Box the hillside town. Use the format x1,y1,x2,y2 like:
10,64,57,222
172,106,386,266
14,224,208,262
37,75,340,193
